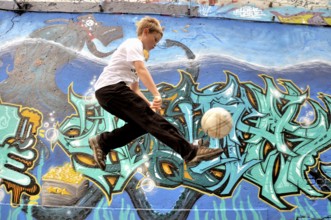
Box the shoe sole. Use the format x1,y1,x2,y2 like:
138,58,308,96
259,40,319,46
187,148,223,166
88,137,105,170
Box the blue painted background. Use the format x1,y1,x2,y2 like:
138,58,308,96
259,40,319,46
0,11,331,219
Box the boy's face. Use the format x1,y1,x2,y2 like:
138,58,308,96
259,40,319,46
141,28,162,51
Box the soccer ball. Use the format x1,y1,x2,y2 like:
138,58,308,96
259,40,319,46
201,107,232,139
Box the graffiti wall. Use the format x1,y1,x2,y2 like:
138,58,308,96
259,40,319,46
0,10,331,219
192,0,331,25
3,0,331,25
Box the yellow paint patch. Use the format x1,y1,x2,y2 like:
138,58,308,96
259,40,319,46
183,163,193,180
210,169,224,178
39,129,45,138
43,163,85,184
110,151,118,163
323,17,331,25
105,176,118,187
21,108,42,134
277,14,314,24
47,187,70,195
28,195,40,205
161,162,174,175
76,154,97,166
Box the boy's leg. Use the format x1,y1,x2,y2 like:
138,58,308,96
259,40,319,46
99,122,147,153
89,121,146,170
113,98,224,164
93,83,223,168
95,83,196,160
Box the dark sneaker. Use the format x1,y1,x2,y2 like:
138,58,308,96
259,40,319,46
186,147,223,166
88,135,106,170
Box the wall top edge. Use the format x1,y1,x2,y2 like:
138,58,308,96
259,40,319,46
0,1,198,16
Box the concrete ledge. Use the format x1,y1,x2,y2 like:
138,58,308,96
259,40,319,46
0,0,198,16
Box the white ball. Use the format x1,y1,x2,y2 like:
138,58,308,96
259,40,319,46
201,107,232,139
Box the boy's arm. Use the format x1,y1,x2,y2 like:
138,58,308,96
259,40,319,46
133,61,160,96
133,60,162,109
130,81,150,104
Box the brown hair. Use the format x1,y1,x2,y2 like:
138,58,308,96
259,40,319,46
136,16,164,37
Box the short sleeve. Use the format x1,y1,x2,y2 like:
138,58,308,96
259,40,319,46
126,39,145,62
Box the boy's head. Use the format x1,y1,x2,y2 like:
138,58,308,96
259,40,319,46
137,16,164,51
136,16,163,37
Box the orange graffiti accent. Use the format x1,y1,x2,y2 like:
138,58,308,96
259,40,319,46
105,176,119,187
0,102,42,207
21,108,42,134
210,169,224,179
183,163,193,180
75,153,98,167
3,177,40,206
65,128,80,137
10,153,35,169
109,151,119,163
161,162,175,176
6,138,15,144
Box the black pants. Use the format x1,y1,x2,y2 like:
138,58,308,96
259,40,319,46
95,82,197,161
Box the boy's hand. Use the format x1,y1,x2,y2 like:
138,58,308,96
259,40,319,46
151,95,162,111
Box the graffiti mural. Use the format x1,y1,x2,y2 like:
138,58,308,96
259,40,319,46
195,0,331,25
4,0,331,25
0,11,331,219
109,0,331,25
0,99,41,206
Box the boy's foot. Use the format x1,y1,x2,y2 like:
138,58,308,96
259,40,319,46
186,147,224,166
88,135,106,170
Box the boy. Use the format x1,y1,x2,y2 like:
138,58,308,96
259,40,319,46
89,16,223,170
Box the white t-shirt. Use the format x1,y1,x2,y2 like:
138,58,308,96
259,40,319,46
94,38,145,91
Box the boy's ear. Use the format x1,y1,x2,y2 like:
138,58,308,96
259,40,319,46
143,28,149,34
